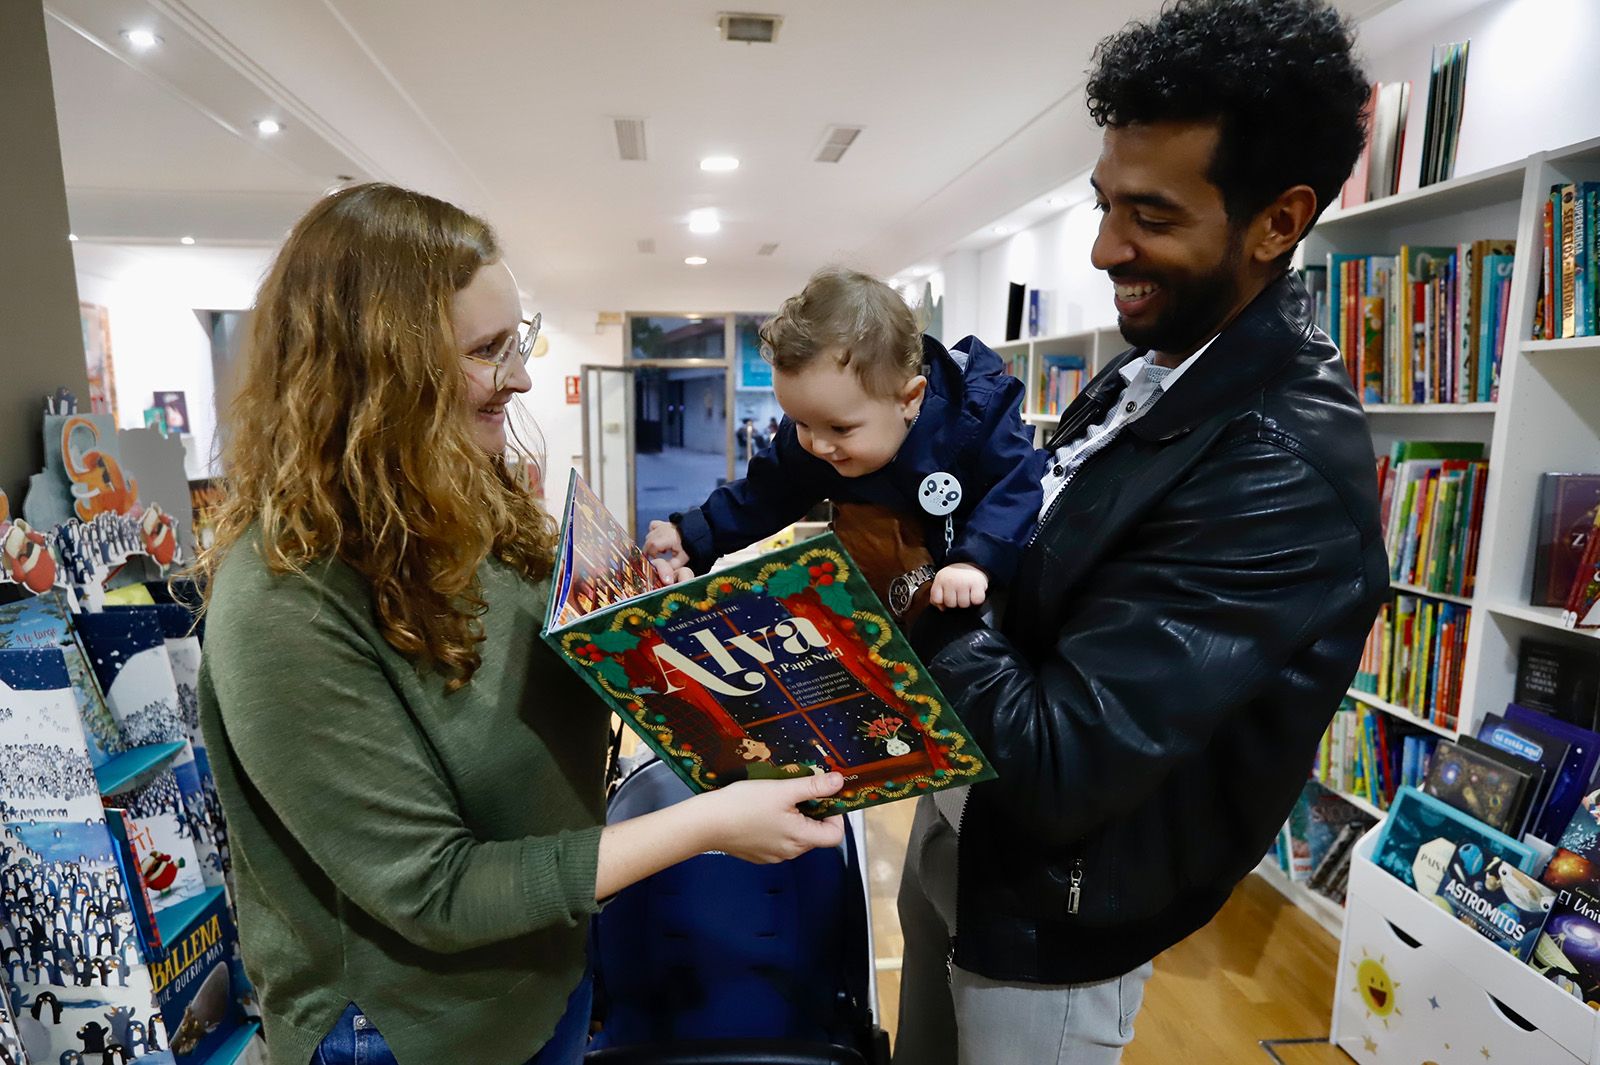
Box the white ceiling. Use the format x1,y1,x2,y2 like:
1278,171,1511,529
43,0,1402,311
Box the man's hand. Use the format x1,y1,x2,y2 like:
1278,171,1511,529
930,562,988,609
645,520,694,584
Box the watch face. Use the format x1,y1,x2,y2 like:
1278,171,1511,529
889,576,911,616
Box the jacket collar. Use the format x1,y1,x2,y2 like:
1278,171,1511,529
1126,269,1314,442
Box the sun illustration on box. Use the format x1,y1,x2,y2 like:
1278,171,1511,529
1350,949,1401,1027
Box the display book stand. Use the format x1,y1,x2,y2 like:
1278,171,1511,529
1228,136,1600,1063
0,395,260,1065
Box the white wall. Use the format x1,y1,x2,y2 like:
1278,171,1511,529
72,243,271,479
938,0,1600,347
510,307,625,497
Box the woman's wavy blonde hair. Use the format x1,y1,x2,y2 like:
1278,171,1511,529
198,182,557,689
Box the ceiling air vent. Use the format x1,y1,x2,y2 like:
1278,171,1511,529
719,12,782,43
613,117,647,162
637,238,656,254
814,125,862,164
757,242,779,256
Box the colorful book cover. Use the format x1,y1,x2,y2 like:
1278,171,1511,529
1371,786,1535,901
0,982,28,1065
1505,702,1600,841
1532,473,1600,607
1477,711,1570,842
1439,845,1554,960
543,472,995,815
151,891,251,1062
1561,184,1578,338
103,806,163,957
1421,738,1530,832
1531,885,1600,1006
1562,525,1600,628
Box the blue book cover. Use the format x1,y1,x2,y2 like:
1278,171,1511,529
150,891,250,1062
1505,703,1600,843
1533,885,1600,1006
1439,844,1554,960
1371,786,1535,901
1478,710,1570,841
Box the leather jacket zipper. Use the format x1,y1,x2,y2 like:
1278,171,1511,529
947,789,972,984
1068,858,1085,915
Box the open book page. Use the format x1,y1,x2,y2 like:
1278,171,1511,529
548,472,665,631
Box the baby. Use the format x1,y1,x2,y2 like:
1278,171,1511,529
644,266,1044,613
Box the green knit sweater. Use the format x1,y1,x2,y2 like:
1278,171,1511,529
198,538,608,1065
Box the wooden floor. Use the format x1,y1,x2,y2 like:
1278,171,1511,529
863,803,1351,1064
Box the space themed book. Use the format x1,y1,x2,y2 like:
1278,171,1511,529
543,471,996,816
1437,845,1555,960
1371,786,1536,900
1421,737,1532,832
1531,885,1600,1006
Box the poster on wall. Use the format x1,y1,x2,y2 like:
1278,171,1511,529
735,317,772,391
154,391,190,434
79,301,118,422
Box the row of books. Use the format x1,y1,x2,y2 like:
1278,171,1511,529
1350,592,1470,730
1531,473,1600,627
1312,698,1440,812
1378,440,1487,597
1417,41,1470,190
1370,702,1600,1003
1339,79,1410,208
1035,354,1087,416
1309,240,1514,406
999,348,1028,384
1273,782,1377,905
1532,183,1600,340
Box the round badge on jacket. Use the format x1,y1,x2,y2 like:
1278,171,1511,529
918,472,962,516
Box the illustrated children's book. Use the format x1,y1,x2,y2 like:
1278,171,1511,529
542,472,996,815
1371,786,1536,900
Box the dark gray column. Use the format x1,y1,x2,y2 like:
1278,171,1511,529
0,0,88,506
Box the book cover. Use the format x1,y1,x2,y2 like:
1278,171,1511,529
1515,639,1600,731
1422,737,1529,831
103,806,163,957
1439,845,1554,961
543,472,995,815
1532,474,1600,608
1561,184,1578,338
150,891,250,1062
1455,733,1541,837
1477,711,1570,842
1371,786,1535,901
0,982,28,1065
1505,702,1600,840
1563,524,1600,628
1531,885,1600,1006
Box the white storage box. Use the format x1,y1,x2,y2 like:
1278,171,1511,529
1332,824,1600,1063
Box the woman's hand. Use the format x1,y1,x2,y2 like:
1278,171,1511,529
692,773,847,863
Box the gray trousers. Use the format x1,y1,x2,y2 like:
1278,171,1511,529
892,796,1152,1065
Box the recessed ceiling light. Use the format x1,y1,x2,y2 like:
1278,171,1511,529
68,233,78,242
122,29,160,50
255,119,282,135
180,236,196,245
1046,197,1066,208
689,209,720,234
700,156,740,172
685,256,708,266
993,225,1012,235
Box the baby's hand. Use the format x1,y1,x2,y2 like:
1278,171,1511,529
644,520,693,584
930,563,988,610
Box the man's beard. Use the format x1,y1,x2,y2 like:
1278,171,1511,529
1115,231,1246,354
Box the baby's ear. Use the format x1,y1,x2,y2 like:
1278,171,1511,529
900,374,928,413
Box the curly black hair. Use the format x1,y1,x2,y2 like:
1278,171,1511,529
1086,0,1369,228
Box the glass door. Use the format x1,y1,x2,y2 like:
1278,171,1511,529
581,364,634,533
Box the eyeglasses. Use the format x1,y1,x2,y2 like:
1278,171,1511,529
462,312,541,389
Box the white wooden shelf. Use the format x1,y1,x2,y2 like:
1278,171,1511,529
1363,402,1497,415
1343,687,1459,739
1522,335,1600,354
1484,600,1600,640
1022,411,1061,425
1389,580,1474,607
1251,855,1346,939
1314,157,1527,230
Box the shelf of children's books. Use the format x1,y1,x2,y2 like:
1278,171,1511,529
1486,601,1600,640
1390,581,1475,607
155,885,229,949
1252,854,1346,939
1523,336,1600,355
1313,779,1387,822
1363,402,1498,415
94,739,189,795
201,1020,263,1065
1314,158,1527,231
1343,687,1459,740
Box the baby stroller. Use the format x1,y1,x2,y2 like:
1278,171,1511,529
585,753,890,1065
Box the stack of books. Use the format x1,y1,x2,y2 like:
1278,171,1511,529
1533,183,1600,341
1321,242,1514,404
1379,441,1489,597
1418,41,1471,188
1036,354,1087,415
1313,697,1440,811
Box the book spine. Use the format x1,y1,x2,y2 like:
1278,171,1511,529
1562,184,1579,338
1565,527,1600,628
1576,186,1590,337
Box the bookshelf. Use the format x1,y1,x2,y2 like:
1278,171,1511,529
1262,135,1600,952
996,327,1127,440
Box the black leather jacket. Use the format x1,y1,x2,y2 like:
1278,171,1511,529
912,271,1389,983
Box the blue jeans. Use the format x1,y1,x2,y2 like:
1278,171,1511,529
311,969,593,1065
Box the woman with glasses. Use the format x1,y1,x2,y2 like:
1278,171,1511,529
195,183,845,1065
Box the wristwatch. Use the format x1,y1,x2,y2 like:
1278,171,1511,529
888,564,936,618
